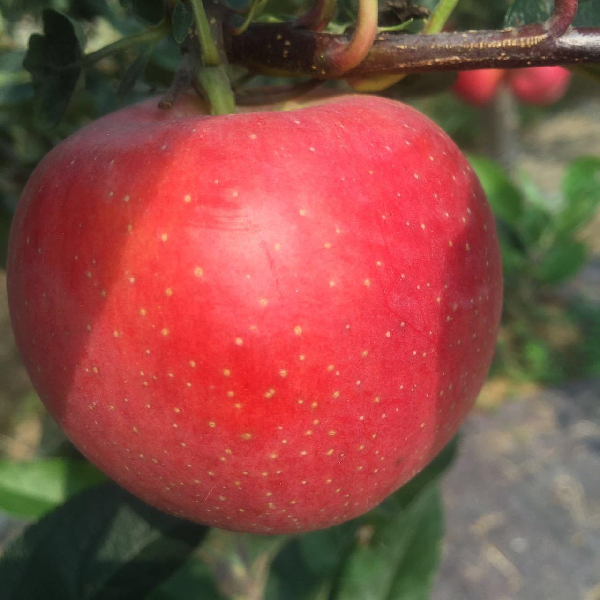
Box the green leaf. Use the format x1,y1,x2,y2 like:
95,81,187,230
132,0,167,25
574,0,600,26
23,9,83,128
505,0,600,27
469,155,524,226
555,156,600,236
0,482,209,600
267,522,359,600
0,458,106,519
333,485,444,600
146,555,225,600
536,239,587,284
172,1,194,44
504,0,552,27
117,43,155,99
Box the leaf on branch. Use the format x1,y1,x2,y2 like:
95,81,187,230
172,1,194,44
0,482,209,600
23,9,84,128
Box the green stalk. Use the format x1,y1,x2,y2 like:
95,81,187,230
82,23,170,68
189,0,236,114
189,0,220,66
197,65,236,115
423,0,459,34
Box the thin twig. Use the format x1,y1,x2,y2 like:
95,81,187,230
324,0,379,75
547,0,579,38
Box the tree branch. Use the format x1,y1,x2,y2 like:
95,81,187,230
226,23,600,79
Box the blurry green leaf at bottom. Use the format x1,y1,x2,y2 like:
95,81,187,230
468,155,523,225
333,485,444,600
267,522,358,600
0,458,106,519
267,438,457,600
0,482,209,600
146,554,225,600
536,239,587,285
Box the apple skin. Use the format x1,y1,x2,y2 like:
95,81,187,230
452,69,505,106
7,94,502,534
508,66,571,106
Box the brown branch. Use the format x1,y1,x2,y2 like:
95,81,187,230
225,23,600,79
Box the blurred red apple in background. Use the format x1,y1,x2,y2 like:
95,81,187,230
507,66,572,106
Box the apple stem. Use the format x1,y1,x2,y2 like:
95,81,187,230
196,65,237,114
322,0,378,76
294,0,338,31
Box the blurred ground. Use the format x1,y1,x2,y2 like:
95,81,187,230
0,271,40,461
432,379,600,600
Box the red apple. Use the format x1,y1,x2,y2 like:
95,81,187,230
452,69,505,107
7,94,502,533
508,66,571,106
